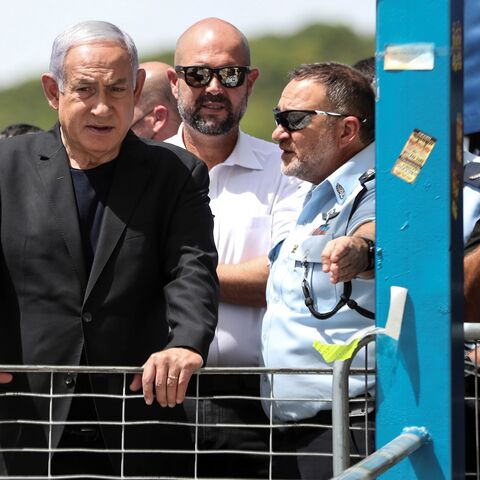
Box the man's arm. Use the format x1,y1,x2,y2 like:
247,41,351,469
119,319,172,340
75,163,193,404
465,246,480,322
217,170,306,308
321,221,375,284
131,153,219,407
217,256,269,307
465,218,480,322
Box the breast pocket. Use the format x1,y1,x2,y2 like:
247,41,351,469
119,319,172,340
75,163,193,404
293,234,340,313
217,215,272,263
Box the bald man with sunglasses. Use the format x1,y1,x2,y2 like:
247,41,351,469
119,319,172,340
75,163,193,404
165,17,306,479
261,62,376,479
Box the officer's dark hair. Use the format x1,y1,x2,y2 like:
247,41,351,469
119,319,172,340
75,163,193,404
288,62,375,145
352,57,375,87
0,123,43,139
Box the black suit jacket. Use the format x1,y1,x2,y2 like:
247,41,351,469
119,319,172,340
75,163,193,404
0,125,219,475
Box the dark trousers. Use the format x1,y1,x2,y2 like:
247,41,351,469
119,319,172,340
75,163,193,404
272,409,375,480
185,373,270,478
50,372,194,478
50,373,116,478
465,374,479,475
51,425,115,477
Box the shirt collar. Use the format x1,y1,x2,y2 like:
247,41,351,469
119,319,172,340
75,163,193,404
176,123,264,171
322,142,375,204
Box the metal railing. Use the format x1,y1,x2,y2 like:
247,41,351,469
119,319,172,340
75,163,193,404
332,335,376,476
332,426,431,480
465,323,480,479
2,323,478,479
0,359,374,479
331,322,480,479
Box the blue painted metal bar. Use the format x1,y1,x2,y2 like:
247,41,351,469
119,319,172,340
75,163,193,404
376,0,464,478
332,335,376,475
332,427,431,480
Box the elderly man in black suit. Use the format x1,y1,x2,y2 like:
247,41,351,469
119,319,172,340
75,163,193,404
0,20,218,477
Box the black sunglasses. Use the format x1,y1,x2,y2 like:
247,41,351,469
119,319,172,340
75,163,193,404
175,65,250,88
273,108,366,132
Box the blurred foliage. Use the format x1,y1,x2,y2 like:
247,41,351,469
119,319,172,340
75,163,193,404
0,23,373,140
0,79,58,132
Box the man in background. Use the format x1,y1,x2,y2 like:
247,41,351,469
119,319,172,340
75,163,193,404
131,61,181,140
464,0,480,155
352,56,375,90
0,123,43,139
166,17,305,478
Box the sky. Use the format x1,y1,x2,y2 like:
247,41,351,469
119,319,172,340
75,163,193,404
1,0,375,89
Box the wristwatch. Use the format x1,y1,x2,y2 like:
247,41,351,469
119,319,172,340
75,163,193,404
360,237,375,272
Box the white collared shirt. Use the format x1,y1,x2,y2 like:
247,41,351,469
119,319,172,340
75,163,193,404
166,124,307,366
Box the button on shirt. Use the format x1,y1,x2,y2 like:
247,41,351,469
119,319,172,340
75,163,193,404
166,125,307,366
261,143,376,422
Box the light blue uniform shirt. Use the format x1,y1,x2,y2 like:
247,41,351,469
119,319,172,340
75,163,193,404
464,0,480,135
464,150,480,244
261,143,376,422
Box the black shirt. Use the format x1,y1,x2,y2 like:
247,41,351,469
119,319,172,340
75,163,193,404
70,160,116,274
68,160,116,422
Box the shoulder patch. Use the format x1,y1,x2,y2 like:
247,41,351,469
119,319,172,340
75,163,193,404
358,168,376,185
464,162,480,189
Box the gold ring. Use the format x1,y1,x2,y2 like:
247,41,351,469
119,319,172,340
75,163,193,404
167,375,178,380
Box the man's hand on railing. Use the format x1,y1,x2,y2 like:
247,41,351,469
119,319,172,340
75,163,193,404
467,345,480,366
129,347,203,408
0,373,13,384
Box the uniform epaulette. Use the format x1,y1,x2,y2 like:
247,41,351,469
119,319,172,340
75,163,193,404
464,162,480,189
358,168,376,186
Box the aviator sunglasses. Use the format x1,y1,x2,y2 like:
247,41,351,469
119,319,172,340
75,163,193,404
273,107,366,132
175,65,250,88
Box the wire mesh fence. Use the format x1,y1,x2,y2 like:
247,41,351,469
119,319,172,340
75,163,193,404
3,325,478,480
465,324,480,479
0,365,374,480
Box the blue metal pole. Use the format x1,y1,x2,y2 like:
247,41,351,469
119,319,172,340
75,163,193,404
376,0,464,478
332,335,376,475
333,427,431,480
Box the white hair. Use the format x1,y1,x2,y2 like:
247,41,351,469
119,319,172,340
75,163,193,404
49,20,139,91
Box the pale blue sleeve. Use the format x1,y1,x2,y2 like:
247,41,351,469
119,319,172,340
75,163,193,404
346,184,376,235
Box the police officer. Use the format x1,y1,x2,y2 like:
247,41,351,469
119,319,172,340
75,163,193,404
261,62,375,480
